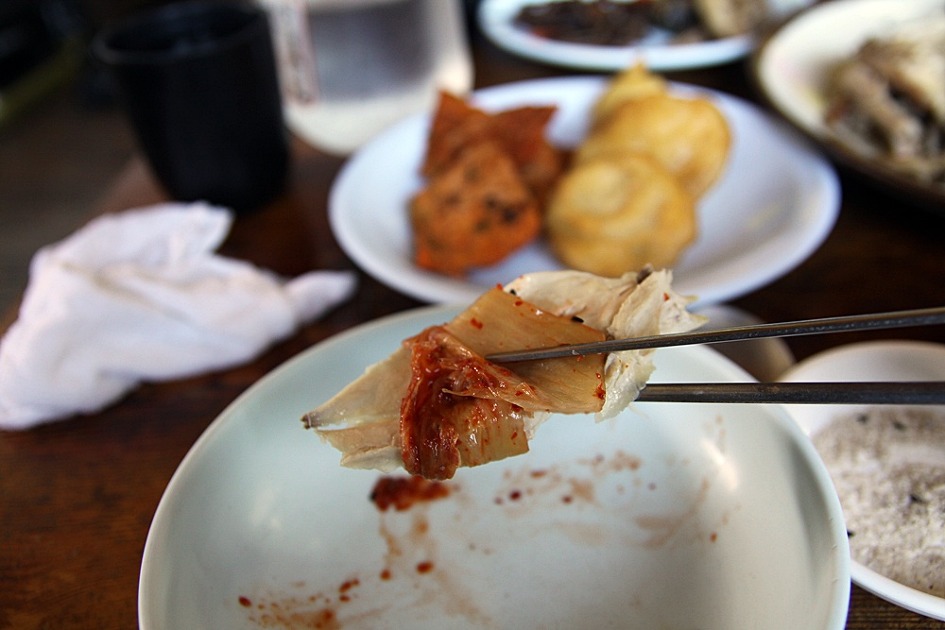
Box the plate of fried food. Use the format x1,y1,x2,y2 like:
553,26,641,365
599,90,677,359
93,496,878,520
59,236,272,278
477,0,813,71
752,0,945,212
329,68,839,305
139,272,851,629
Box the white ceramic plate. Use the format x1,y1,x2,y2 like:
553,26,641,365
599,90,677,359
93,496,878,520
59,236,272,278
139,305,850,629
781,340,945,621
752,0,945,212
477,0,754,71
330,76,839,305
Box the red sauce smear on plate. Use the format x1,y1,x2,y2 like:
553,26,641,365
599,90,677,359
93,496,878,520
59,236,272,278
370,475,451,512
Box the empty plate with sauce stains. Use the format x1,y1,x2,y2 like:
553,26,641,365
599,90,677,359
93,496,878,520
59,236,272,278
139,305,849,629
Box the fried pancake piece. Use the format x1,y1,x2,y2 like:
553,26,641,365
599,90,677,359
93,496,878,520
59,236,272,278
492,105,566,205
421,91,492,178
411,141,542,276
420,92,564,202
576,93,730,199
591,63,669,126
546,153,697,277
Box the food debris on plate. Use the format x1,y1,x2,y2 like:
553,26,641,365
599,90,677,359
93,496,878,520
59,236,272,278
370,475,453,512
238,435,744,629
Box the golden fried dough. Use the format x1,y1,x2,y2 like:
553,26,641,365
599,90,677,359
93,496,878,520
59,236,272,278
411,141,542,276
591,63,669,126
576,93,731,199
546,153,697,277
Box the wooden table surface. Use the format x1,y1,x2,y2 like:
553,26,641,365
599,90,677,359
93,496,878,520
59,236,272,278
2,22,945,630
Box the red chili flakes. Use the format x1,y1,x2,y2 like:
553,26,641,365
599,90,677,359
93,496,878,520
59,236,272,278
416,561,435,574
238,596,252,608
469,317,484,330
709,532,718,543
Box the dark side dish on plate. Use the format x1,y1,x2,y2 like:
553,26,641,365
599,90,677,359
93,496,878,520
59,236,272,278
513,0,773,45
824,12,945,188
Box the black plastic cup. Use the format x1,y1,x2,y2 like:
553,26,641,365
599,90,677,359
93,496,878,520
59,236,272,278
93,1,288,213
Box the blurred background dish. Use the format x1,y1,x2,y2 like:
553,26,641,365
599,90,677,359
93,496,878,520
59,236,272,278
478,0,752,70
751,0,945,214
477,0,813,71
139,305,850,630
329,75,839,305
781,340,945,621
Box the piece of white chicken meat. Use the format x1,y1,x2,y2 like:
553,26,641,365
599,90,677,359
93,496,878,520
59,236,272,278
303,268,704,480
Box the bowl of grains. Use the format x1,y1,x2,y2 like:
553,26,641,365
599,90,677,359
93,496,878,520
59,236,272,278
781,340,945,621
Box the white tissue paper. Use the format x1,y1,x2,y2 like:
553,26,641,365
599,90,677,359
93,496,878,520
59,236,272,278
0,202,357,430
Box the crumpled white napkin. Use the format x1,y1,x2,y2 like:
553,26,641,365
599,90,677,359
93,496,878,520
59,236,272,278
0,202,357,430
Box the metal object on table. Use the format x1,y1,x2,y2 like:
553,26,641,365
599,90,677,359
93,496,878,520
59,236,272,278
486,306,945,363
636,381,945,405
485,306,945,405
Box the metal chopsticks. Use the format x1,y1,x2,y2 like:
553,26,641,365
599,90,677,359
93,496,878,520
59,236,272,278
485,306,945,363
483,306,945,405
636,382,945,405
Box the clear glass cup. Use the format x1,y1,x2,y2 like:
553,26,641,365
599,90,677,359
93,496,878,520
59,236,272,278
261,0,473,155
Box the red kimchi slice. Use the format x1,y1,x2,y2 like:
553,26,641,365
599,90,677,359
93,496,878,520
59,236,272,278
400,289,607,479
303,269,704,479
400,326,534,479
